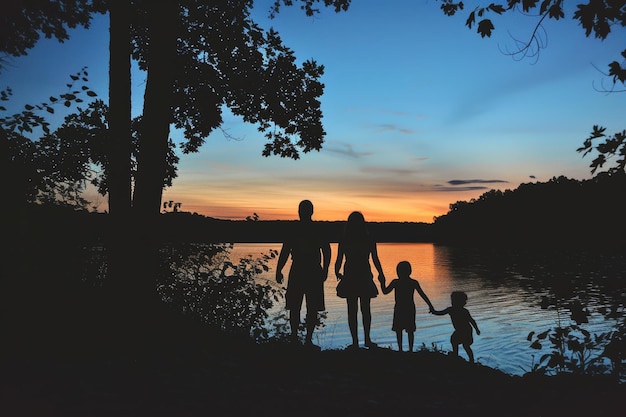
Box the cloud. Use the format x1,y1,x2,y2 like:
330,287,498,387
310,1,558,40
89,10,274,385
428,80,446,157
447,179,508,186
432,185,491,192
359,166,421,176
381,109,429,120
347,107,428,120
325,142,373,159
371,123,419,135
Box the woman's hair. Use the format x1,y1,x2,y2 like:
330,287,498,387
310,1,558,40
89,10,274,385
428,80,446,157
343,211,368,240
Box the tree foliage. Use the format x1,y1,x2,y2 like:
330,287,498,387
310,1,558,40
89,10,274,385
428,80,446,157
437,0,626,176
577,125,626,175
433,173,626,247
437,0,625,78
0,0,106,72
157,242,284,341
1,68,102,207
0,74,180,208
128,0,347,162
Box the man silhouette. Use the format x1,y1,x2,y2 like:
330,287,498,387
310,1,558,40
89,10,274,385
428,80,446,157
276,200,330,348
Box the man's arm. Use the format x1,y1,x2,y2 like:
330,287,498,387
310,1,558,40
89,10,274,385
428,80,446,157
334,242,344,279
275,243,291,284
321,241,331,282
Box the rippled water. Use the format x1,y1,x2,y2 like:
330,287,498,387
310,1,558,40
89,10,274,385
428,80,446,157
231,243,624,376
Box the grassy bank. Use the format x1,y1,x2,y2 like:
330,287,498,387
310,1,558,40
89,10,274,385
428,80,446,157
2,337,624,417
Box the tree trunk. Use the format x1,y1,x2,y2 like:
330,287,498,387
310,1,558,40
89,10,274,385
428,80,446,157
132,1,177,216
106,1,138,354
108,1,132,216
122,2,179,352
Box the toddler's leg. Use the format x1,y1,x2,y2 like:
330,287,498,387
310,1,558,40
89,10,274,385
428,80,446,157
464,344,475,363
408,331,415,352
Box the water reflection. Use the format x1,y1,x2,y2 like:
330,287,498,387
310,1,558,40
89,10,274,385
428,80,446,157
231,243,625,376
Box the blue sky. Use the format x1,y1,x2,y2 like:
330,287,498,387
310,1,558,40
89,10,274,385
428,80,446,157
2,1,624,221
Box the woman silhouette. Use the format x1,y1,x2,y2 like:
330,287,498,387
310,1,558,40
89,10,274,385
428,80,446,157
334,211,385,349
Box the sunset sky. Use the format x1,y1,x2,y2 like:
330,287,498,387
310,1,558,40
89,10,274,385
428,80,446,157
2,1,624,222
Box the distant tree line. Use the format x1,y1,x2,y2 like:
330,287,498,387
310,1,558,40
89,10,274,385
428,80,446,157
433,173,626,249
11,172,625,249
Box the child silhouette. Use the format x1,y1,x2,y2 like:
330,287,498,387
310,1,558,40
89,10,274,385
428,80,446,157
379,261,434,352
431,291,481,362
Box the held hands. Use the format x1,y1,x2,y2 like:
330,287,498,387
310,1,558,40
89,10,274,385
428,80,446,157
336,272,343,281
377,274,385,286
276,271,284,284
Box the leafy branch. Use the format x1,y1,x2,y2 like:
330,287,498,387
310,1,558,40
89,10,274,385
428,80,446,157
0,66,97,136
577,125,626,175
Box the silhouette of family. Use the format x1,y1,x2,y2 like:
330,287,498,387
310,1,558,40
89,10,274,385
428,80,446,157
276,200,480,361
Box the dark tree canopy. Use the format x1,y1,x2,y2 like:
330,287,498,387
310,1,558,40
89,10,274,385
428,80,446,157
0,0,106,70
128,0,350,161
436,0,626,176
437,0,626,84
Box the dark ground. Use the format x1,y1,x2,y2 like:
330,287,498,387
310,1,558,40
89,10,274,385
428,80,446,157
1,338,625,417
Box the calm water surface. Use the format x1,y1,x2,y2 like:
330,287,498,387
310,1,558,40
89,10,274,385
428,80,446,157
231,243,624,376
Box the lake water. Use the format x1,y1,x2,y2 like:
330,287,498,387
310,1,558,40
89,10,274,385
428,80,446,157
231,242,625,376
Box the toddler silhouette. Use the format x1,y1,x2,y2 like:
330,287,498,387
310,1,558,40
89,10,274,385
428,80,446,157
431,291,480,362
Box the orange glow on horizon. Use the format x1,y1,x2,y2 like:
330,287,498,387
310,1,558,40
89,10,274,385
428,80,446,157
161,190,472,223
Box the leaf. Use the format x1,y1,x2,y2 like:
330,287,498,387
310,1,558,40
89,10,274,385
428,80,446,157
64,101,71,107
537,330,550,340
466,11,476,28
24,104,34,110
530,340,542,349
477,19,495,37
488,4,505,14
548,4,564,20
527,331,535,341
86,91,97,97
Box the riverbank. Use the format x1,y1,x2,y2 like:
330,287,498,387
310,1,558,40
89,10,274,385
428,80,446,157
2,339,624,417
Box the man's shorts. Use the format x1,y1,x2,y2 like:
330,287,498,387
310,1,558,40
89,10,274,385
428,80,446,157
286,267,325,312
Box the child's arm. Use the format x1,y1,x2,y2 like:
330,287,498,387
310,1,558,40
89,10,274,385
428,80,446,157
468,312,480,335
415,282,435,312
380,278,394,295
430,306,450,316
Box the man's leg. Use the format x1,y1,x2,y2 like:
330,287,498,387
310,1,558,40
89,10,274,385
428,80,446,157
289,309,301,343
304,310,317,346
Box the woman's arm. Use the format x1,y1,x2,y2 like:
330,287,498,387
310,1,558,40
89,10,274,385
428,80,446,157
370,239,385,280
